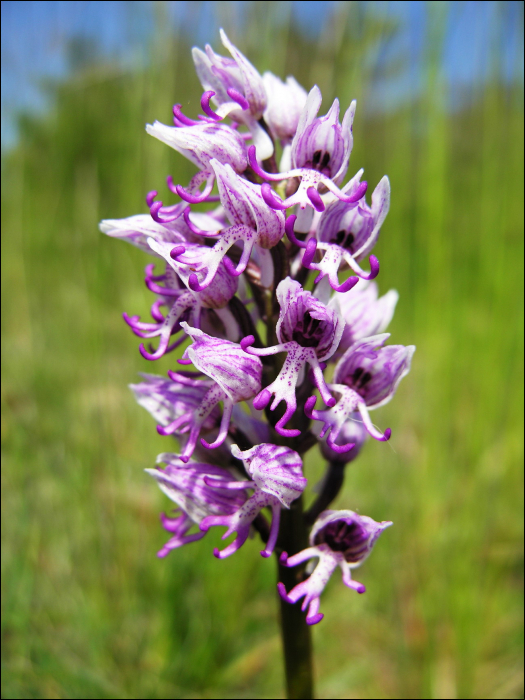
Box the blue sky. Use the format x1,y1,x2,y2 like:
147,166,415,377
1,1,523,147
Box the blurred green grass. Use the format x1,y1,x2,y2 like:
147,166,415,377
1,3,523,698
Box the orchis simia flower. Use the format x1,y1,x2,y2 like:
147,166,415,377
146,454,249,556
128,242,239,360
248,86,368,213
300,170,390,288
192,29,273,160
278,510,392,624
200,443,307,559
306,334,415,448
146,120,248,220
130,372,221,439
241,278,344,436
166,159,285,291
174,322,262,461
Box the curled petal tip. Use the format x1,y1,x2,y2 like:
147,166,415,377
139,343,159,361
253,388,271,410
200,90,222,120
226,87,249,111
146,190,157,207
200,438,212,449
326,396,336,408
261,183,287,211
179,455,190,464
188,273,208,292
240,335,255,352
170,245,185,259
277,582,291,602
307,613,324,625
357,584,366,594
333,275,359,293
285,214,308,249
349,180,368,202
306,186,325,212
260,549,272,558
177,358,193,365
279,551,288,565
368,255,380,279
383,428,392,441
213,547,221,558
304,395,317,419
302,238,317,268
275,424,300,438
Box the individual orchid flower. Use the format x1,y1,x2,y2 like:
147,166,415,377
146,453,249,556
278,510,392,624
167,160,285,291
173,323,262,462
200,443,307,559
241,278,344,437
248,86,367,213
192,29,273,160
300,170,390,287
130,371,221,438
124,244,238,360
329,280,399,359
306,333,415,445
146,121,247,212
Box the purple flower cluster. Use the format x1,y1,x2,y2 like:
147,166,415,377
101,31,415,625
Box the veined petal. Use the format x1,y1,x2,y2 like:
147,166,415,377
180,323,262,402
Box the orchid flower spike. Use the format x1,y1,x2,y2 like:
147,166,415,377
173,323,262,462
200,443,306,559
146,121,247,207
278,510,392,624
192,29,273,160
248,86,364,212
241,278,344,437
306,334,415,445
302,171,390,287
166,160,285,291
146,454,249,556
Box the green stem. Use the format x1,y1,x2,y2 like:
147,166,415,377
276,496,315,699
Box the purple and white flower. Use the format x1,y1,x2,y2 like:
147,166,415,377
146,121,247,211
192,29,273,160
168,160,285,290
130,371,221,437
278,509,392,624
248,86,367,213
174,323,262,461
200,443,307,559
123,244,239,360
146,454,249,556
242,278,344,436
306,333,415,444
301,170,390,286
